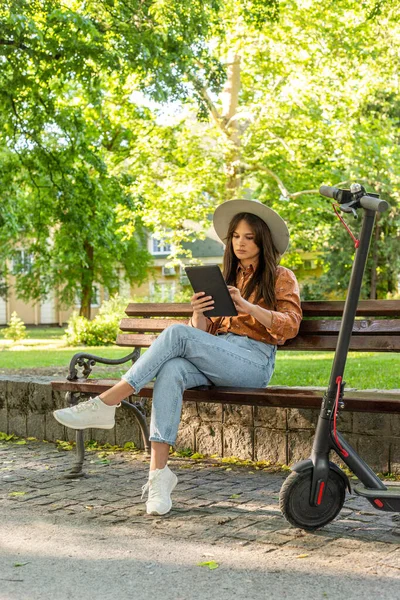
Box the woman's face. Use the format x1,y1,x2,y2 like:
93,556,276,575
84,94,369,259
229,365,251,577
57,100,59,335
231,219,260,266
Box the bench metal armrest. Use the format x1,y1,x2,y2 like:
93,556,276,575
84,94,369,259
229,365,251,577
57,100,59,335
67,347,141,381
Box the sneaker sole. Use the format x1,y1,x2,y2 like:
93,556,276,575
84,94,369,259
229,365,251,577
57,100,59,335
53,413,115,430
147,476,178,516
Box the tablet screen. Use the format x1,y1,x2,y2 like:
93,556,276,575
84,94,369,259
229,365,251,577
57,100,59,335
185,265,238,317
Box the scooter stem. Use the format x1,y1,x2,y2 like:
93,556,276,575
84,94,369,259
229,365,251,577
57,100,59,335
309,208,386,500
326,209,376,403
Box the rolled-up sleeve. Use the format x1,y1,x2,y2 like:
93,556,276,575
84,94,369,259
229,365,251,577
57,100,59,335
205,317,222,335
188,316,220,335
265,269,302,344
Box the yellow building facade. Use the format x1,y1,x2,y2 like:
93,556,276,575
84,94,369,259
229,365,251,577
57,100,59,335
1,231,321,326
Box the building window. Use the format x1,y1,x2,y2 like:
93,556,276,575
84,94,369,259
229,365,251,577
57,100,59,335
303,260,317,270
12,250,34,275
180,265,190,286
149,281,176,302
162,266,176,276
75,285,101,308
91,285,100,307
150,235,172,255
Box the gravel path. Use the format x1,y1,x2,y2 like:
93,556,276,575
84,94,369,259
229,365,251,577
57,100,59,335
1,440,400,599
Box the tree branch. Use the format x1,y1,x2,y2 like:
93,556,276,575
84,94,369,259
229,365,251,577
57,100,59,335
287,188,319,199
246,163,290,198
245,164,350,200
0,39,29,50
199,86,229,135
188,73,229,137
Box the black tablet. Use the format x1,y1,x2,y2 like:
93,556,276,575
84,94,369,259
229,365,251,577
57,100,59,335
184,265,238,317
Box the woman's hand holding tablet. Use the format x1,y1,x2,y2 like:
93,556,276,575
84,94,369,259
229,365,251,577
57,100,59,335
191,291,215,316
185,265,238,317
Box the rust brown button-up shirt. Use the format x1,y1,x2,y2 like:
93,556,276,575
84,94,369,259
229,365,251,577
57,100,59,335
205,264,302,346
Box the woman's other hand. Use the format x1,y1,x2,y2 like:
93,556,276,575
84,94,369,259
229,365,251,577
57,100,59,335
190,292,214,331
191,291,214,316
227,286,253,314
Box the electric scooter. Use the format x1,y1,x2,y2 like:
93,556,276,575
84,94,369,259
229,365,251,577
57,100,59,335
279,183,400,531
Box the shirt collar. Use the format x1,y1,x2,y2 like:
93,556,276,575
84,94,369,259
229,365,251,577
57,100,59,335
237,262,256,274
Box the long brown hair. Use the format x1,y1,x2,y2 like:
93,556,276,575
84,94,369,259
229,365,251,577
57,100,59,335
222,212,280,309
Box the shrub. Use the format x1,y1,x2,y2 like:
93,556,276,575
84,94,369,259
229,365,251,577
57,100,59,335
131,282,192,303
64,295,129,346
4,312,27,342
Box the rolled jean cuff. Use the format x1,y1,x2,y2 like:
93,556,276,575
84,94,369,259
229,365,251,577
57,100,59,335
149,435,176,446
121,375,140,394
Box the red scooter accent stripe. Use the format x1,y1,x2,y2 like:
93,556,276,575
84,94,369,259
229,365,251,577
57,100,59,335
334,376,349,458
317,481,325,505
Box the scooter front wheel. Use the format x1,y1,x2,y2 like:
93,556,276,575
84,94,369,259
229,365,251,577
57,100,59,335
279,468,346,531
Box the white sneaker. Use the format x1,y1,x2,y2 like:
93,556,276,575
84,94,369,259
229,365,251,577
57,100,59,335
141,465,178,516
53,396,118,430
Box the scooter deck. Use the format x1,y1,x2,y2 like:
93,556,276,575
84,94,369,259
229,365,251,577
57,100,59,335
354,483,400,511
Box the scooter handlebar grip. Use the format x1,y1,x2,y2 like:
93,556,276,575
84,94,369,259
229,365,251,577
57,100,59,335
319,185,338,199
360,195,389,213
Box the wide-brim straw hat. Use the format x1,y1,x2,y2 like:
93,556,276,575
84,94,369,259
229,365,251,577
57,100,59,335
213,199,290,255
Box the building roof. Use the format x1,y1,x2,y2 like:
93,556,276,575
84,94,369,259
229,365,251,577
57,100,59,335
181,236,224,258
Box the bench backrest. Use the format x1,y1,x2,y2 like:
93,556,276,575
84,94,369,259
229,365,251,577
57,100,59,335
117,300,400,352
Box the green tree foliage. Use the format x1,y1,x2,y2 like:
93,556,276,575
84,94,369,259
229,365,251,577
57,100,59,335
136,0,400,298
2,0,400,308
0,0,224,317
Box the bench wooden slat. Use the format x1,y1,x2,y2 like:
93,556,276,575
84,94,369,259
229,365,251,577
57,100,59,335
51,379,400,414
116,332,400,351
125,300,400,318
117,333,155,347
299,319,400,335
119,318,400,336
119,318,189,332
125,303,192,317
284,335,400,351
301,300,400,317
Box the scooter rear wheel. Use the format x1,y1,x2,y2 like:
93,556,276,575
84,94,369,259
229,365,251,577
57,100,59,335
279,468,346,531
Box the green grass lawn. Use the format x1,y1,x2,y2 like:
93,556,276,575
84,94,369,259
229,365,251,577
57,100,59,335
0,346,131,371
271,351,399,389
0,326,65,339
0,326,398,388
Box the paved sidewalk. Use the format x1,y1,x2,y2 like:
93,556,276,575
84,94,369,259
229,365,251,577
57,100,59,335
1,439,400,599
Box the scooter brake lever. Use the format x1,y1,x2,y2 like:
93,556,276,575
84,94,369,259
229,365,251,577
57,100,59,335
340,202,358,218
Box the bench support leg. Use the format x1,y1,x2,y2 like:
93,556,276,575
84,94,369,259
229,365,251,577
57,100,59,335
61,392,87,478
122,397,151,455
62,429,86,479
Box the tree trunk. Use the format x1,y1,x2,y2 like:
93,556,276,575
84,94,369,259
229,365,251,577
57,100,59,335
79,241,94,319
222,52,242,198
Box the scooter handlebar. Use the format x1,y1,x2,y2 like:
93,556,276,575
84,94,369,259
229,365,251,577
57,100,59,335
360,195,389,213
319,185,338,199
319,185,389,213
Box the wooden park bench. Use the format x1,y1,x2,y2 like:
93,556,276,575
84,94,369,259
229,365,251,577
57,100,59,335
51,300,400,478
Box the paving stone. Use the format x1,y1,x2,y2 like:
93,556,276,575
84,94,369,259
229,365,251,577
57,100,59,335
378,548,400,569
284,534,334,550
2,438,400,558
29,497,58,506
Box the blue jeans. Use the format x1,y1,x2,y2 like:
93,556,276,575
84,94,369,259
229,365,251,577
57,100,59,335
121,324,276,445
